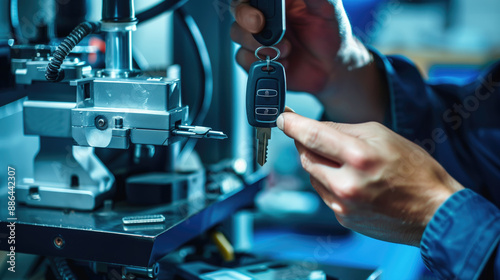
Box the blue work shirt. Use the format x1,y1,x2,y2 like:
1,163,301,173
371,48,500,279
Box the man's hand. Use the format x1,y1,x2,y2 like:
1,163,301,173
277,112,464,247
231,0,388,123
232,0,351,94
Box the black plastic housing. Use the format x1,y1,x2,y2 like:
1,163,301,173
246,60,286,128
249,0,286,46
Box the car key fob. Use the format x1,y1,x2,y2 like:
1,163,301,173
249,0,286,46
246,60,286,128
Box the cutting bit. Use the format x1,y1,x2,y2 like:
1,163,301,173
173,125,227,139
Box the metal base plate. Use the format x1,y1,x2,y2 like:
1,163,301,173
0,171,265,268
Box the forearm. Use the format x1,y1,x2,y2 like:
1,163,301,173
317,38,389,124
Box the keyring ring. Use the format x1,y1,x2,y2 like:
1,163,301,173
255,46,281,61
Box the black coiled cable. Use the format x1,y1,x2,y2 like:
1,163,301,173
45,21,100,82
50,257,77,280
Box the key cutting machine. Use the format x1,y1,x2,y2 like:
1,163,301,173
0,0,265,278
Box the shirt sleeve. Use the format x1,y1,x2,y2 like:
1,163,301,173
369,47,500,279
421,189,500,279
370,47,500,199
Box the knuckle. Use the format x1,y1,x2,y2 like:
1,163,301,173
336,179,362,201
325,179,361,202
365,121,385,131
366,121,382,128
347,147,378,170
304,126,321,150
299,151,313,172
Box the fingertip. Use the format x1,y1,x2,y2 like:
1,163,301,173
277,111,297,131
277,114,284,130
235,5,265,34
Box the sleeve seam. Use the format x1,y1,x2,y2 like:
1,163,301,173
461,217,500,279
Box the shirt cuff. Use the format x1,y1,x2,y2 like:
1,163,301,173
421,189,500,279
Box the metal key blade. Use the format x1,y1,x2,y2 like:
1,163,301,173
256,127,272,166
173,125,227,139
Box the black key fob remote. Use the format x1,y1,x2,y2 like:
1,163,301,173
246,60,286,128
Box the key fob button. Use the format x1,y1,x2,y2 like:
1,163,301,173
255,107,279,115
255,107,279,122
256,79,280,106
256,89,279,106
257,89,277,97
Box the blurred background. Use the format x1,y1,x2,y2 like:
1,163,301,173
1,0,499,279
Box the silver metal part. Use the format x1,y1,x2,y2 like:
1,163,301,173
122,214,166,225
6,0,228,214
71,76,188,149
106,30,132,71
256,127,271,166
173,125,228,139
100,21,140,78
23,101,74,138
17,138,114,210
254,45,281,62
10,55,115,210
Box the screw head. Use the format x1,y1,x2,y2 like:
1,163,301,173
95,115,108,130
